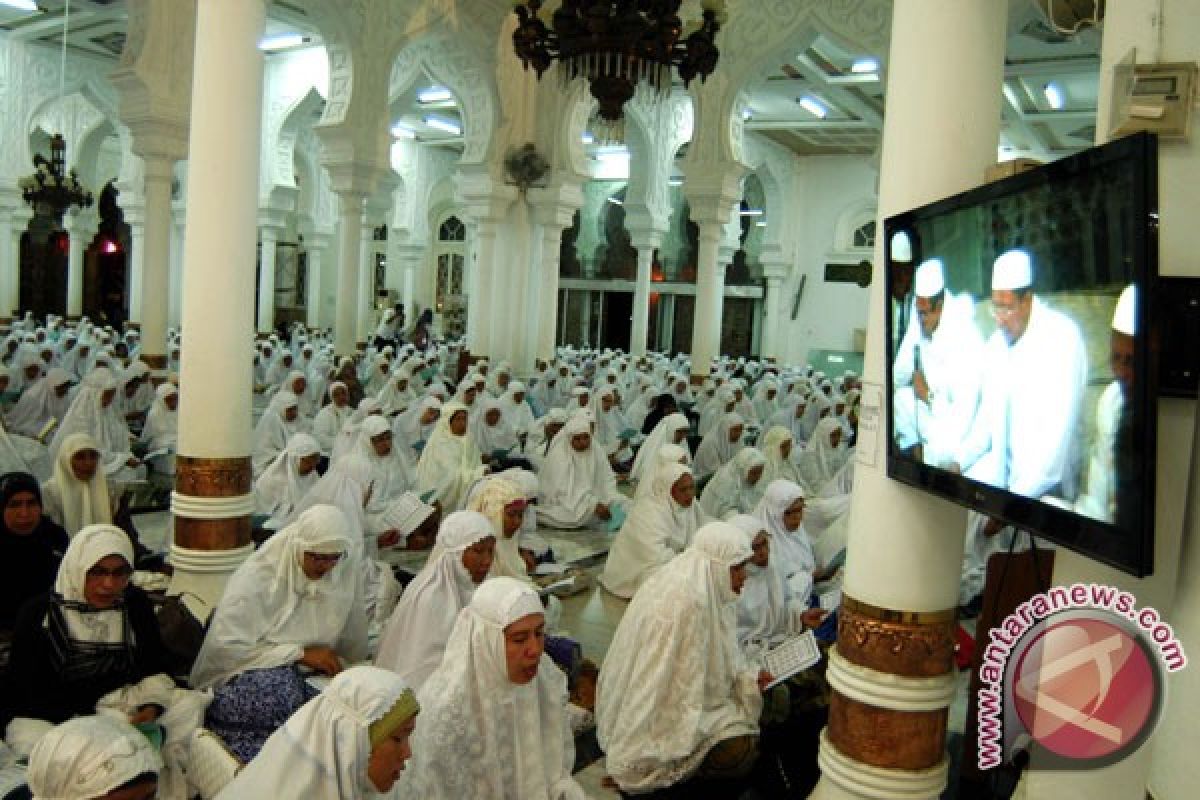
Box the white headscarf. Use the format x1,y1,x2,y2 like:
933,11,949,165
140,382,178,453
752,480,816,602
472,397,519,458
629,413,690,488
796,416,845,493
375,369,415,417
53,523,132,646
698,447,767,521
374,510,493,689
254,432,321,527
7,367,71,438
27,715,160,800
692,412,745,481
536,415,619,529
189,505,366,690
395,577,583,800
729,514,791,651
43,431,112,537
415,401,484,512
600,462,706,599
216,666,418,800
351,414,416,511
393,396,441,460
48,367,134,474
252,390,300,476
467,477,529,582
499,380,536,436
312,381,352,455
597,522,759,793
759,425,803,486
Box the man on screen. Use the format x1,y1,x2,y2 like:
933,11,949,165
949,249,1088,499
1076,284,1136,526
889,230,917,356
893,258,985,467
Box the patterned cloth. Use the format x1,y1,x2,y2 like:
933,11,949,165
203,665,319,763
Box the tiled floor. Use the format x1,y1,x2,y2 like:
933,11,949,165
135,509,975,799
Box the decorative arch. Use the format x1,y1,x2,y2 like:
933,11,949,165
832,197,879,255
25,80,118,169
268,87,328,199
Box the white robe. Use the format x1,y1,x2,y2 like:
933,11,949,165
536,416,622,529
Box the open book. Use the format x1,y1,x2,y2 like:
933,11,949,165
759,630,821,689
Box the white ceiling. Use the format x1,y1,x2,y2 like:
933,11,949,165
1,1,1102,163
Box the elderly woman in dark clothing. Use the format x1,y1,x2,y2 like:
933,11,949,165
1,524,207,799
0,472,68,659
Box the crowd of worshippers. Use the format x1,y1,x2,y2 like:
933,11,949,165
0,312,879,798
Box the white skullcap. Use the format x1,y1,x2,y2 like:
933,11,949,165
890,230,913,262
991,249,1033,291
1112,284,1136,335
914,258,945,298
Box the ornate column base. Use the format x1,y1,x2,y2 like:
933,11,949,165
810,596,958,800
167,456,254,620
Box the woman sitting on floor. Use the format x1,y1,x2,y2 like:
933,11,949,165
415,401,486,513
536,416,624,530
395,577,586,800
374,510,495,690
628,412,690,489
190,504,367,763
25,715,161,800
698,448,767,521
2,525,208,800
692,412,745,483
216,666,419,800
601,463,706,600
597,522,767,794
0,472,68,646
252,432,322,531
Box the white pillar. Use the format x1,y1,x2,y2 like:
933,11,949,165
169,0,266,617
256,224,279,334
139,156,174,364
629,240,658,357
168,207,185,329
761,264,788,360
0,209,12,325
64,210,95,319
463,220,480,348
304,233,330,330
334,194,365,356
471,220,499,355
690,225,724,376
357,223,375,346
810,1,1006,798
125,206,146,323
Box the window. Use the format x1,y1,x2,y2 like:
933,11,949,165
438,216,466,242
852,219,876,250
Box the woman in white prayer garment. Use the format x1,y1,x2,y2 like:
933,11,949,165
250,389,299,477
698,447,767,521
466,476,534,583
752,480,833,603
589,386,634,469
350,414,416,510
393,395,441,463
191,505,368,763
536,415,624,530
499,380,536,437
758,424,804,486
629,412,691,490
331,397,384,463
751,379,781,425
768,398,810,451
26,715,161,800
692,412,746,482
139,383,178,476
375,368,416,418
601,462,707,599
525,407,567,471
729,514,826,654
216,666,419,800
374,510,495,689
795,416,847,495
7,366,71,439
394,577,586,800
473,396,521,462
311,380,352,456
40,432,116,538
597,522,766,793
48,367,142,483
253,432,321,529
698,386,736,437
415,401,486,512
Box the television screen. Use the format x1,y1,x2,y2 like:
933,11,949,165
884,132,1158,577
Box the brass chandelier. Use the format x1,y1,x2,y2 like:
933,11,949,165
511,0,726,128
19,133,93,224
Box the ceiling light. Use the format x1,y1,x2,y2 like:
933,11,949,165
423,116,462,136
739,209,765,217
798,95,828,118
742,108,753,121
417,86,455,105
1002,84,1021,110
581,132,595,144
0,0,39,11
259,33,306,52
850,57,879,74
668,177,684,187
391,123,416,140
1043,82,1065,110
607,197,624,206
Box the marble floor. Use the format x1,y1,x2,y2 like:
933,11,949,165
133,509,974,799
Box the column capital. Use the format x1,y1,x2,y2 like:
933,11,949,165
455,169,518,226
681,160,746,226
301,230,334,250
761,262,790,282
317,123,391,197
257,210,288,231
527,181,584,229
64,208,99,234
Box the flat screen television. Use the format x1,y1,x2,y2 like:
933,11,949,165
884,132,1158,577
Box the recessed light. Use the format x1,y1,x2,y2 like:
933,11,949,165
582,132,595,144
259,33,306,52
1043,82,1065,110
798,95,828,118
423,116,462,136
417,86,455,105
739,209,765,217
0,0,38,11
391,123,416,140
850,57,879,74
